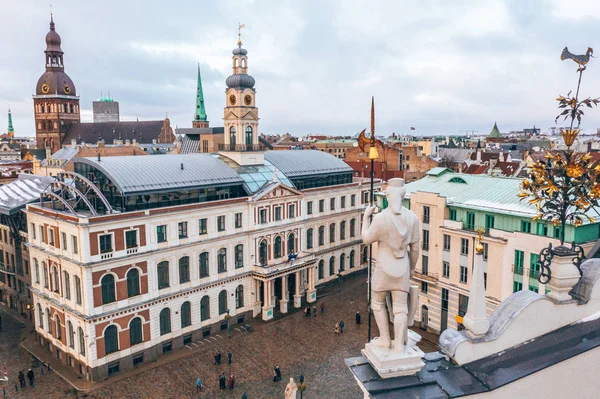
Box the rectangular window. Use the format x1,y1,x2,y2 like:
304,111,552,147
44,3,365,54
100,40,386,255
341,196,346,209
235,213,243,228
125,230,138,249
528,285,538,293
422,230,429,250
133,354,144,367
423,206,430,224
217,216,226,232
108,363,120,377
274,207,282,221
75,276,82,304
449,209,457,221
485,214,495,232
521,220,531,233
259,209,267,224
461,238,469,255
422,255,429,274
513,281,523,292
350,219,356,237
61,232,67,250
483,243,489,261
460,266,468,283
157,225,167,243
442,288,449,311
307,201,313,215
99,234,112,254
306,229,313,249
514,250,524,274
421,281,428,293
319,199,325,212
340,222,346,240
458,294,469,317
466,212,475,230
553,225,562,239
162,342,172,353
536,223,548,236
351,194,356,207
330,198,335,211
288,204,296,218
178,222,188,239
442,261,450,278
363,191,369,204
63,271,70,300
330,224,336,243
530,253,540,279
40,226,45,243
484,272,487,289
72,235,78,254
183,334,193,345
49,228,55,246
443,234,451,251
31,223,36,240
199,218,208,235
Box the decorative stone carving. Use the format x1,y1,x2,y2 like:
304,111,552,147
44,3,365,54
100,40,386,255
284,377,298,399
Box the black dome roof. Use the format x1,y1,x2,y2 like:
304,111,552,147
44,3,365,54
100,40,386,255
226,74,255,89
36,71,77,96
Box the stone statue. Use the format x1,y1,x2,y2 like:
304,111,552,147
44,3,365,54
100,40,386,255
362,178,420,353
284,377,298,399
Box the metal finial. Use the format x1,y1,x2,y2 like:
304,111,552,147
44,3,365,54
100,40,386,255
238,23,245,46
370,96,375,140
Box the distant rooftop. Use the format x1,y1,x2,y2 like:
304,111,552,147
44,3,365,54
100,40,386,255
264,150,353,177
0,174,54,215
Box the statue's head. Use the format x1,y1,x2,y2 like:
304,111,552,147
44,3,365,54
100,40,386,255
384,178,406,214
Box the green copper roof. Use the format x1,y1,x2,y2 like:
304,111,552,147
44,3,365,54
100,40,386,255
7,109,13,134
488,121,502,138
194,64,207,122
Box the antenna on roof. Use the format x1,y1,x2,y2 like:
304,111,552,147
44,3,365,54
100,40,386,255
97,153,101,162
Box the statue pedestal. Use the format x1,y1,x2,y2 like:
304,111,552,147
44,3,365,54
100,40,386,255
261,306,274,321
306,289,317,303
362,332,425,378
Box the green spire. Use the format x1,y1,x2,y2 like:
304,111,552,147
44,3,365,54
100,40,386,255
7,108,14,135
194,64,207,122
488,121,501,138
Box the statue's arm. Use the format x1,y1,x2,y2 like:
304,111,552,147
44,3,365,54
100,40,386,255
361,206,379,245
408,215,420,273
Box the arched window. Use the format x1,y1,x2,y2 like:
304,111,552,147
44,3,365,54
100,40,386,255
318,260,324,279
259,240,268,266
350,250,355,269
340,253,346,271
318,226,325,246
55,314,62,339
34,259,40,284
181,301,191,328
329,256,335,276
287,233,295,255
245,126,253,145
129,317,142,346
157,261,169,289
37,303,43,329
104,325,118,354
350,219,356,237
126,268,140,297
236,285,244,309
43,262,49,288
199,252,209,278
179,256,190,283
329,223,336,243
200,296,210,321
235,244,244,268
274,236,282,258
340,221,346,240
101,274,116,304
219,290,228,315
46,308,52,333
68,321,75,349
229,126,237,146
74,276,82,304
159,308,171,335
217,248,227,273
363,246,368,263
63,271,70,300
78,327,86,355
306,228,313,249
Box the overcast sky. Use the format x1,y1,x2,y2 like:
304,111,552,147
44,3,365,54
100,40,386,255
2,0,600,137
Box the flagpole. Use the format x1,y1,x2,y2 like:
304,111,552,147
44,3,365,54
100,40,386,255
367,97,376,343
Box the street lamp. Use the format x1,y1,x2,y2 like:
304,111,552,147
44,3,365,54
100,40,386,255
225,309,232,339
298,375,307,399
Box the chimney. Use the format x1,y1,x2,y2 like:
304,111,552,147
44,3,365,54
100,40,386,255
180,163,184,170
97,153,101,162
152,139,157,145
132,138,137,146
476,150,481,163
71,139,77,148
125,139,131,146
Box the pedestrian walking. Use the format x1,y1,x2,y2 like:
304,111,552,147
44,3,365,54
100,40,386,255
18,371,25,388
215,351,222,365
320,302,325,313
196,377,202,392
219,373,227,390
27,368,34,387
335,322,340,335
227,350,233,365
228,372,236,390
340,319,345,333
356,311,361,325
242,393,248,399
305,306,311,318
273,365,282,382
312,306,317,318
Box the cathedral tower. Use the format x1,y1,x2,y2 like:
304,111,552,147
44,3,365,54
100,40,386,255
192,64,209,128
223,26,259,150
33,14,80,152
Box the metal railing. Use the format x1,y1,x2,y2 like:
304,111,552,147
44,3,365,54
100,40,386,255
413,269,439,282
422,243,429,250
218,144,264,152
512,265,524,275
0,263,16,275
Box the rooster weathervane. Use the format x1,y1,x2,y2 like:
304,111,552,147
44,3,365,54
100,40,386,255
561,47,594,71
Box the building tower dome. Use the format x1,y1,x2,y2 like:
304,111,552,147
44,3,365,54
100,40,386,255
225,38,255,90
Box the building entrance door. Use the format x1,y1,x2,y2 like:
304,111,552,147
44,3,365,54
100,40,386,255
287,273,296,302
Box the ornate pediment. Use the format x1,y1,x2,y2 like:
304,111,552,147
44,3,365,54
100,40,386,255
253,181,302,202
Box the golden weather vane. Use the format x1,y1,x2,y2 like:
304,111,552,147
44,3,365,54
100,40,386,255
357,97,384,160
238,23,245,45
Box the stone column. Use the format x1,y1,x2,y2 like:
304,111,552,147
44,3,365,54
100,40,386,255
306,267,317,303
280,275,289,313
463,251,489,338
293,271,302,308
262,279,274,321
252,279,262,318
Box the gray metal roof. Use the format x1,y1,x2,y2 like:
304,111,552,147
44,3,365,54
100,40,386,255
264,150,353,177
0,174,55,214
75,154,244,195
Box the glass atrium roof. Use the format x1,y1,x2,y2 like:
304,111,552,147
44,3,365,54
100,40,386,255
217,155,294,194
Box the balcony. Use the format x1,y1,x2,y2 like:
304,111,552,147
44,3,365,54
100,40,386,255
126,247,139,255
218,144,264,152
252,252,316,276
0,263,16,275
413,269,439,283
512,265,524,275
101,252,114,260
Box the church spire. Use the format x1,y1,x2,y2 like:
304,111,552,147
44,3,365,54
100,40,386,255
192,64,209,128
7,108,14,137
